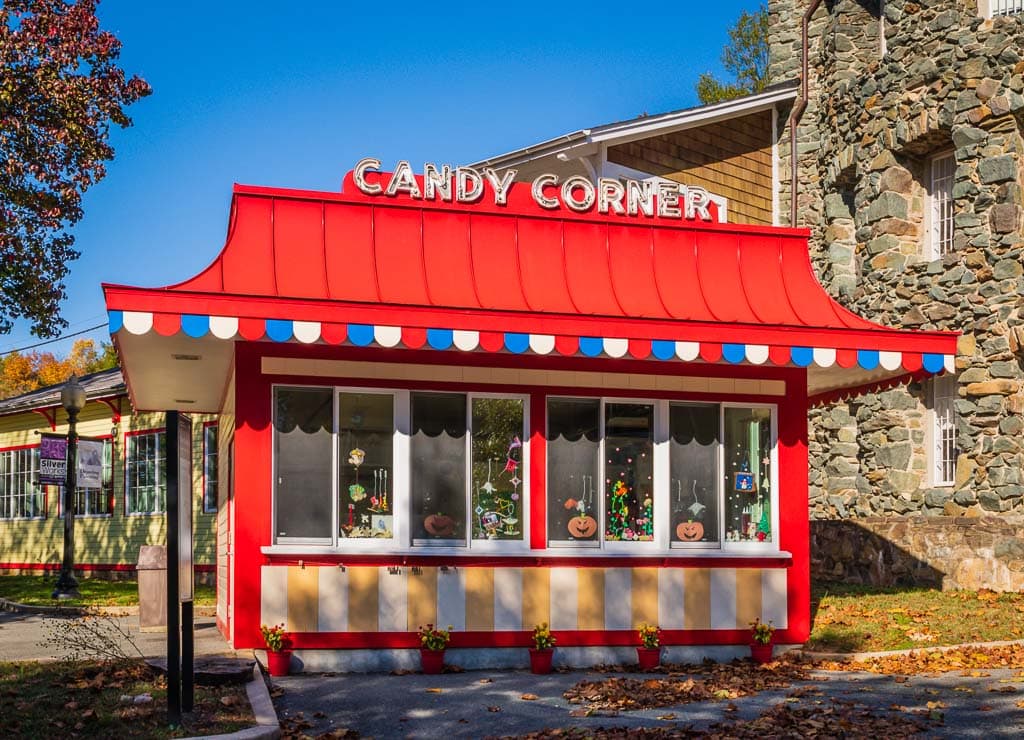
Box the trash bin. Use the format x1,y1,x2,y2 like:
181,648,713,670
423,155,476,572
137,545,167,632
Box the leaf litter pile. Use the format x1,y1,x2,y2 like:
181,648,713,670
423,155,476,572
816,642,1024,675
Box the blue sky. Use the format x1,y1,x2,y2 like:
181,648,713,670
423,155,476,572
2,0,761,357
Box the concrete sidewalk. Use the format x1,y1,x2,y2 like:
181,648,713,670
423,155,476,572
270,664,1024,738
0,608,240,661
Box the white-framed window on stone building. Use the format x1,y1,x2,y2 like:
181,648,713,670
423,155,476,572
980,1,1024,18
930,374,958,487
928,152,955,259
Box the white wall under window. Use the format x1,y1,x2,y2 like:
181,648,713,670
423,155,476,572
928,152,955,260
930,374,958,487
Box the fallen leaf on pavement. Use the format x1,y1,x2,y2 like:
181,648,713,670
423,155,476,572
426,688,443,694
521,693,539,700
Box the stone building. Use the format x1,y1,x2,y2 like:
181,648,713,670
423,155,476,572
770,0,1024,588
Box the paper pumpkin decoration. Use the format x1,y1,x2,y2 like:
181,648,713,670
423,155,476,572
676,520,705,541
424,513,455,537
567,515,598,538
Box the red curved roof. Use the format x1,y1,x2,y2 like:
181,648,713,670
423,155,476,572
166,178,878,334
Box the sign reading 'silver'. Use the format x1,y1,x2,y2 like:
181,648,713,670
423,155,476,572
352,157,716,222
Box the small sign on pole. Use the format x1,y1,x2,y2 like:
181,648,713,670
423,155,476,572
76,437,105,489
39,433,67,486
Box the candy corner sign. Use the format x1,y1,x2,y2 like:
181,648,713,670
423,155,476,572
350,157,724,222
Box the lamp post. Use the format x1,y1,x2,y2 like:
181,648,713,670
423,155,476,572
53,375,86,600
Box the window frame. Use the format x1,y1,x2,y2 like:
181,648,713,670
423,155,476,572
202,422,219,514
927,151,956,260
66,436,115,518
0,444,44,521
980,0,1024,18
929,374,958,487
123,429,167,516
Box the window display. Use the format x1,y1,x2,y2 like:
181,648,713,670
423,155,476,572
410,392,467,544
724,407,773,542
546,398,600,546
471,397,524,541
338,392,394,539
274,387,333,541
669,403,719,546
604,403,653,542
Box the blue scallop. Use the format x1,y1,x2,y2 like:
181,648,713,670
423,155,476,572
347,324,374,346
108,310,123,334
427,328,453,350
857,349,879,370
651,340,675,360
722,344,746,364
923,353,945,373
265,319,293,342
579,337,604,357
790,346,814,367
180,314,209,339
504,333,529,354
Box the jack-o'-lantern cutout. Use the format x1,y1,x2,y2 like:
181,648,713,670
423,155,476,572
676,520,704,541
424,513,455,537
567,515,598,539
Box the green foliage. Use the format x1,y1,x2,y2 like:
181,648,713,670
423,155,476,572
532,622,556,650
0,1,150,337
0,337,117,399
0,575,216,607
696,3,769,105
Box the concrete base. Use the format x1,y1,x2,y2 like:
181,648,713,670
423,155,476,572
288,644,781,673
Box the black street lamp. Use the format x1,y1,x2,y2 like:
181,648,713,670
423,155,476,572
53,375,87,600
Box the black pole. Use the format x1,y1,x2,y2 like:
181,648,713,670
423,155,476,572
181,599,194,711
166,411,181,726
53,408,80,599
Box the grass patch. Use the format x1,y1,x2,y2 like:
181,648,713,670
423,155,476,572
0,659,252,738
0,575,216,608
808,582,1024,653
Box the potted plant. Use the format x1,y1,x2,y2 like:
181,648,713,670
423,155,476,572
529,622,556,674
749,618,775,664
418,623,452,674
637,623,661,670
260,623,292,676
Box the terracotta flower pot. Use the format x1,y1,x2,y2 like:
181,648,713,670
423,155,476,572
637,646,661,670
266,649,292,676
420,647,445,674
750,642,773,664
529,648,554,674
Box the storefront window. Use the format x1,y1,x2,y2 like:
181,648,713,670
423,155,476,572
410,392,466,545
604,403,654,542
471,397,524,541
274,387,333,542
339,392,394,540
546,399,600,546
669,404,720,546
125,432,166,515
723,407,773,543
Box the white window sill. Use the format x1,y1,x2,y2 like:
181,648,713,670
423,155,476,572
262,544,792,560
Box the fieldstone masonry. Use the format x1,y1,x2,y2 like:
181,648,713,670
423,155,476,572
770,1,1024,588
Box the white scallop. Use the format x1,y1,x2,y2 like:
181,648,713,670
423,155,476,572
374,325,402,348
453,330,479,351
675,341,700,362
745,345,770,365
293,321,321,344
813,347,837,368
122,311,153,335
529,334,555,355
209,316,239,339
944,355,955,374
603,338,628,358
879,351,902,371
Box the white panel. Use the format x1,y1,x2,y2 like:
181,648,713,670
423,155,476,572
658,568,686,630
292,321,321,344
603,338,628,358
745,345,769,365
812,347,837,368
209,316,239,339
122,311,153,335
378,568,408,632
436,567,466,631
761,568,788,630
261,566,288,627
879,351,902,371
676,341,700,361
453,330,480,351
529,334,556,355
374,325,402,348
318,567,348,632
493,568,523,631
710,569,737,629
944,355,955,374
603,568,632,631
549,567,578,632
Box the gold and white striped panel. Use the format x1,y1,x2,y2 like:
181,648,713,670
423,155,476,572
658,568,686,630
761,567,788,629
493,567,523,630
709,569,737,629
603,568,632,630
549,567,578,632
318,566,348,632
465,568,495,632
437,567,466,631
260,565,288,627
407,567,438,631
287,566,319,633
378,568,408,632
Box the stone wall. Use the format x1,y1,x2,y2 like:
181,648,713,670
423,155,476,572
769,0,1024,521
811,516,1024,591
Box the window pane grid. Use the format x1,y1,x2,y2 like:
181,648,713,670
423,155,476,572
933,376,957,486
931,154,955,258
992,0,1024,16
75,440,113,516
0,448,43,519
126,433,166,514
204,425,218,513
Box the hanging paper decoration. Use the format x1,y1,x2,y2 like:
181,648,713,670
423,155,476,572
348,448,366,466
606,479,629,540
348,483,367,502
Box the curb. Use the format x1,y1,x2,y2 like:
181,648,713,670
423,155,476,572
183,662,280,740
797,637,1024,663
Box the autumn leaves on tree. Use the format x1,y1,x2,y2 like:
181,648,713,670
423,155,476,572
0,337,116,399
